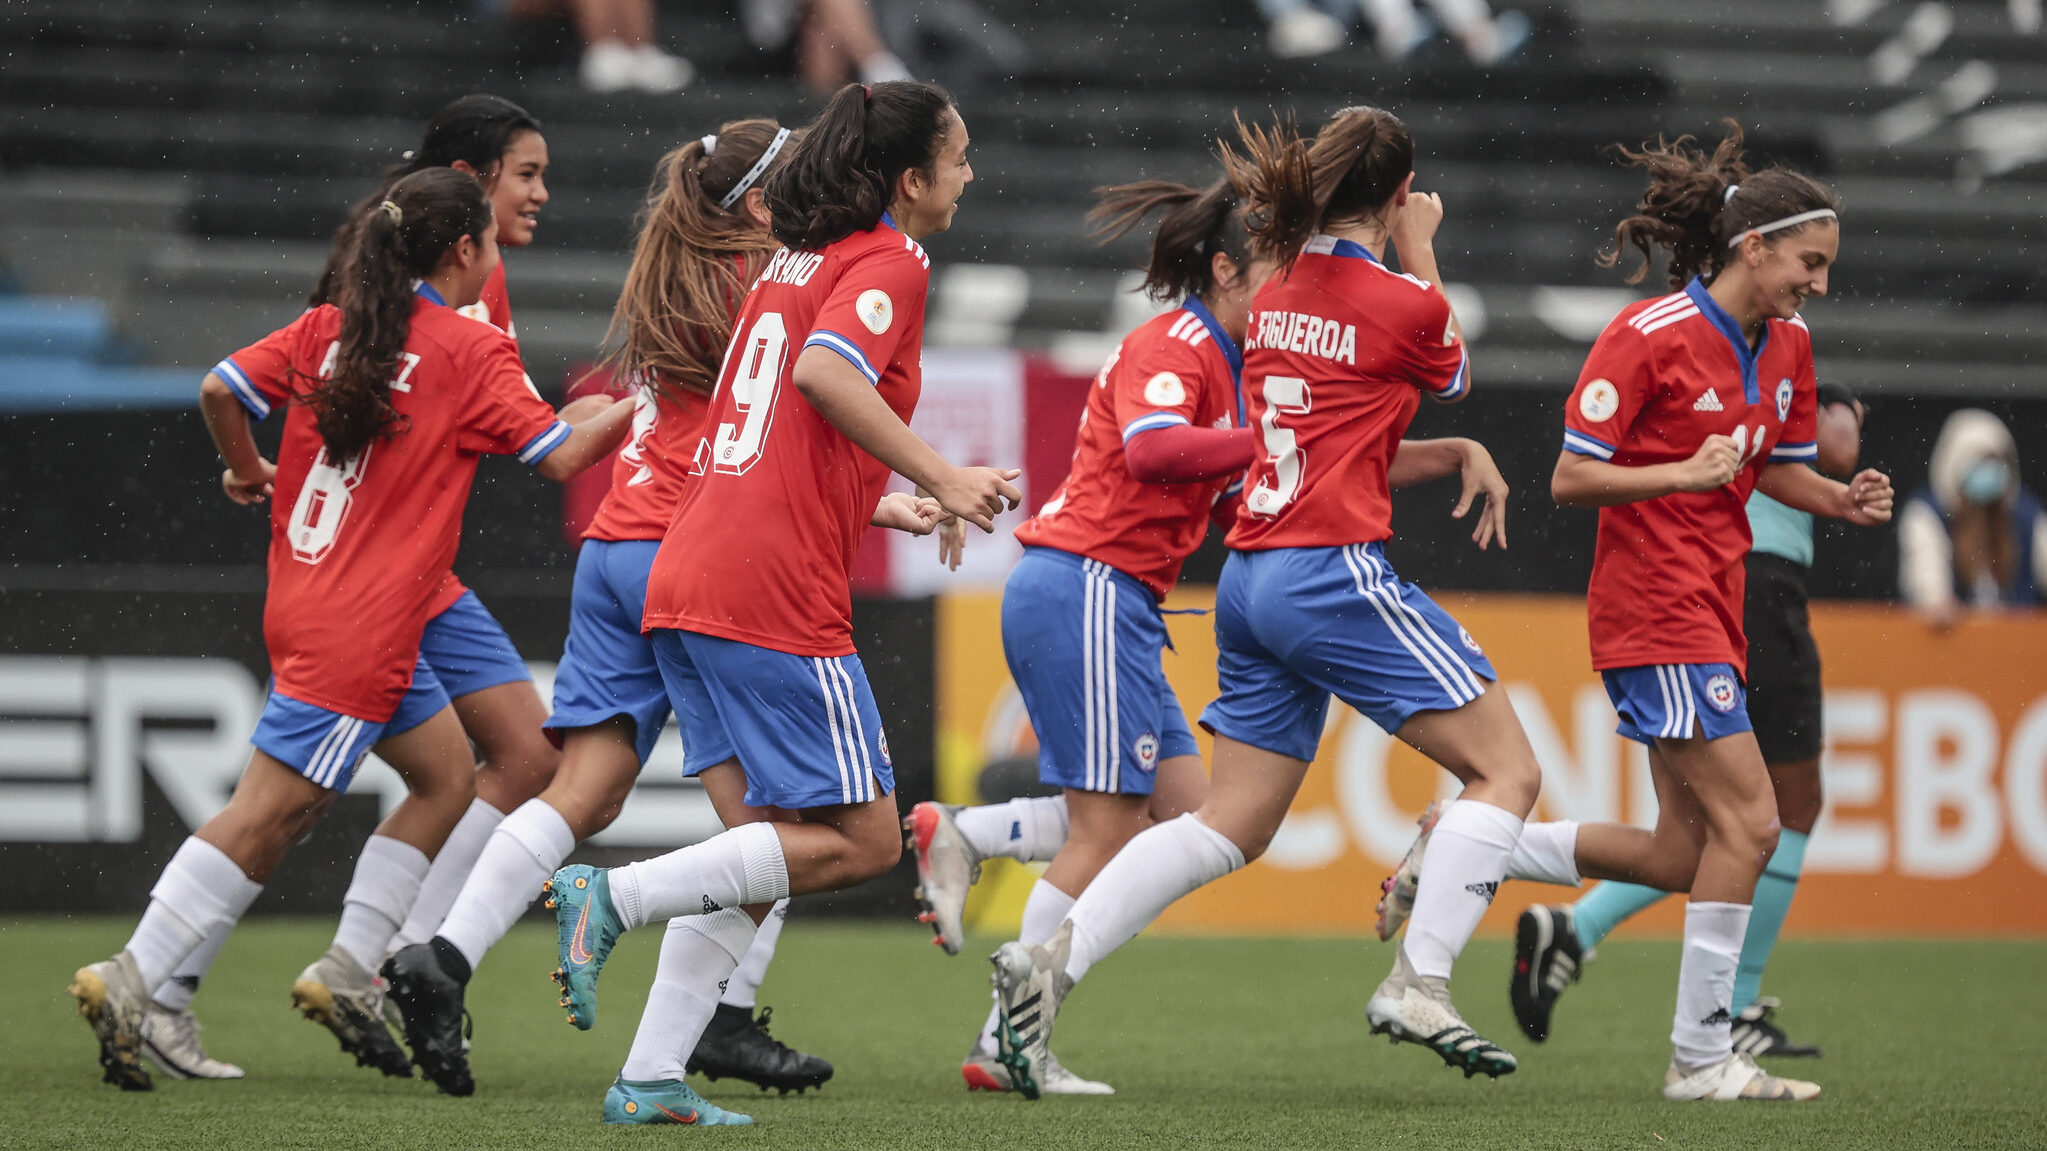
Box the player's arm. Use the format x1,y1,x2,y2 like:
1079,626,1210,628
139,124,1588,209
1124,424,1256,484
532,395,633,482
1755,460,1894,525
790,346,1020,531
1389,437,1508,549
1551,440,1744,507
872,491,945,535
199,370,276,504
1389,189,1471,403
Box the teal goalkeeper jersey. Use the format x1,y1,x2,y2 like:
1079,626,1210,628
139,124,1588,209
1746,488,1813,567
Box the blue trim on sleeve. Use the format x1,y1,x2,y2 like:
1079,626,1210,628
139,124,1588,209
1770,440,1819,462
1120,411,1191,442
1428,346,1470,401
804,330,881,386
517,419,572,465
1562,430,1617,460
213,358,271,419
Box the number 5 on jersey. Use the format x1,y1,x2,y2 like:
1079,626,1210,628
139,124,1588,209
1247,375,1310,518
711,312,788,476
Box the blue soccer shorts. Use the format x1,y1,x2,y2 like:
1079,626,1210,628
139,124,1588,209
250,653,450,792
649,628,896,810
1002,546,1200,796
1602,662,1754,745
1199,543,1497,762
418,588,533,700
545,539,671,765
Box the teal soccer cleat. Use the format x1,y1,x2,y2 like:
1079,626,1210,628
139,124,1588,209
604,1077,755,1126
544,865,624,1031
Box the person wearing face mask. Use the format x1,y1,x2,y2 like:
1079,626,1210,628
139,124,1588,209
1898,408,2046,625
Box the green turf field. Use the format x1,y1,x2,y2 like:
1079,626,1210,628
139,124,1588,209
3,918,2039,1149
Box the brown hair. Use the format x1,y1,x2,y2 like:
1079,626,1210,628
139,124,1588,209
765,80,957,251
603,119,793,401
306,168,491,462
1601,120,1840,289
1224,106,1414,269
1088,177,1250,303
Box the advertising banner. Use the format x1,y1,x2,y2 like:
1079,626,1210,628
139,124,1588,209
937,591,2047,937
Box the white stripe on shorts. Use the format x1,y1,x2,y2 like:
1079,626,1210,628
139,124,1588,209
1343,546,1480,706
1360,549,1483,701
828,657,874,803
813,658,854,804
308,714,361,789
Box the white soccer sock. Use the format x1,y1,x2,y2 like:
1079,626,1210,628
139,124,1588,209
975,878,1076,1056
1671,900,1752,1070
387,797,506,955
619,908,759,1082
331,834,431,974
606,822,790,930
953,795,1070,863
1403,799,1523,981
438,798,578,972
151,870,263,1011
720,898,789,1010
127,838,259,991
1064,813,1243,984
1505,820,1582,887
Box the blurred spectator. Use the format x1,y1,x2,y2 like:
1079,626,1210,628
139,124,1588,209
1256,0,1530,63
1898,408,2047,624
502,0,694,93
877,0,1030,97
742,0,913,95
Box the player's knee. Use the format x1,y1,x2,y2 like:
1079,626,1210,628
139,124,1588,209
853,825,903,880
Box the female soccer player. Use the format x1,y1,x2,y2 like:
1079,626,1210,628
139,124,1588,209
1443,123,1891,1102
537,79,1020,1128
381,118,831,1098
68,168,630,1092
988,106,1539,1097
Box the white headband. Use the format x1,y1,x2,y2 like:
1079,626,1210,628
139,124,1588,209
701,134,718,155
1728,208,1837,248
717,127,791,211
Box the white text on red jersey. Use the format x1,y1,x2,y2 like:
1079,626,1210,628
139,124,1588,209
1246,310,1357,365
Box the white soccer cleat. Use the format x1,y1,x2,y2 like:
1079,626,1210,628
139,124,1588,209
69,951,152,1090
908,802,982,956
1375,800,1444,941
1662,1050,1820,1101
141,1003,244,1080
291,946,413,1078
1040,1052,1115,1095
1366,948,1517,1079
989,920,1074,1100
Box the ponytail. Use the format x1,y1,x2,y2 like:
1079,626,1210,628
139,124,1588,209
1224,106,1414,270
308,168,491,462
1600,120,1840,289
603,119,793,401
1088,177,1249,302
311,94,540,307
765,80,956,250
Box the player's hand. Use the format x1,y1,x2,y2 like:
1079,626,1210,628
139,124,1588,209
222,458,277,505
1391,191,1445,251
1841,467,1894,525
930,466,1023,533
872,491,946,535
1450,440,1509,550
1673,434,1741,492
936,515,968,570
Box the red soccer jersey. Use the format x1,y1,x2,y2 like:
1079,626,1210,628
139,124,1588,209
1015,300,1246,598
1227,234,1468,550
584,385,714,541
213,294,570,720
428,258,520,616
1562,280,1820,675
641,218,931,656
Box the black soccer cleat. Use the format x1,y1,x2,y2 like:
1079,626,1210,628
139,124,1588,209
382,939,475,1096
1732,998,1822,1058
1510,904,1585,1044
687,1004,834,1094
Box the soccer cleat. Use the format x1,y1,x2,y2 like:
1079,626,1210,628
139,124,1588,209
907,802,981,956
603,1077,754,1126
141,1003,244,1080
1375,800,1444,941
381,943,475,1096
545,864,623,1031
961,1053,1013,1092
687,1003,833,1094
989,920,1075,1100
1510,903,1585,1043
1366,949,1517,1079
290,946,413,1078
1731,998,1822,1058
69,952,153,1090
1038,1052,1115,1095
1662,1050,1821,1101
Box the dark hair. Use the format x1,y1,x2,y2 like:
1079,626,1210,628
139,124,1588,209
764,80,957,250
1224,106,1414,269
1088,177,1250,302
305,168,492,463
311,94,541,307
1600,120,1840,289
604,119,795,401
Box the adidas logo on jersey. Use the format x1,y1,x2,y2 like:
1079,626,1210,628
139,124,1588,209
1693,389,1725,412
